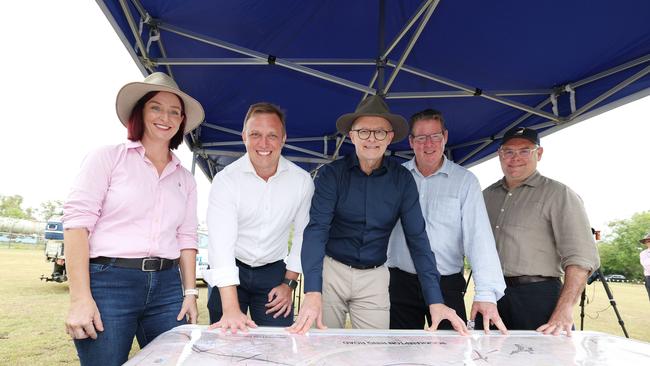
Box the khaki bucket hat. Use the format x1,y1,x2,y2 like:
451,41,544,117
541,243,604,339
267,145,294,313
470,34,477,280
335,95,408,143
115,72,205,134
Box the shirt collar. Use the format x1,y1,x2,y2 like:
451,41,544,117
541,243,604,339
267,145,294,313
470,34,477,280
346,153,388,175
241,153,289,177
405,156,450,178
499,170,542,190
125,140,180,168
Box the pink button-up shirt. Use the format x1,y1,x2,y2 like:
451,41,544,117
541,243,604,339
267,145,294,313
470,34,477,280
641,248,650,277
63,141,198,259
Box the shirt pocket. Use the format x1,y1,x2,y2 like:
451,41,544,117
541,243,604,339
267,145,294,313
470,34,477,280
428,196,461,232
511,200,545,229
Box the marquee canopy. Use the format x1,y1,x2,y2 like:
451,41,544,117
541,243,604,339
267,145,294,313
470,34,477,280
97,0,650,178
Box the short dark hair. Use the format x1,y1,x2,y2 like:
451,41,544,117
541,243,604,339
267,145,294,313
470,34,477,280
408,108,446,134
127,91,187,150
242,102,286,135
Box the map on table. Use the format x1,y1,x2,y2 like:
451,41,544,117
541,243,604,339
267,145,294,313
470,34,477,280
125,325,650,365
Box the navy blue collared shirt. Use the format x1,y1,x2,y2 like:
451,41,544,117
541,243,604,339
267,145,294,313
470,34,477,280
301,154,443,305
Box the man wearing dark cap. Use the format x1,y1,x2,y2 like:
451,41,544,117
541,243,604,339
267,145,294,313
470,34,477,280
289,96,468,335
483,127,600,336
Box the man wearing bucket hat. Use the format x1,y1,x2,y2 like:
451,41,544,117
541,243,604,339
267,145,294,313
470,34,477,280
639,232,650,301
289,96,468,335
63,72,204,365
204,102,314,332
483,126,599,336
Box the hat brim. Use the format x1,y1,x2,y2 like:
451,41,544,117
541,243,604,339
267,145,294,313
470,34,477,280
336,112,409,143
115,82,205,134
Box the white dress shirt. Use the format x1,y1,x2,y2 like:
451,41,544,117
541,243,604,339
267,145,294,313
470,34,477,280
204,154,314,288
387,157,506,303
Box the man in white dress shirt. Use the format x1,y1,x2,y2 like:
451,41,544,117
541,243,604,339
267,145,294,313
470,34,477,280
387,108,507,333
204,102,314,332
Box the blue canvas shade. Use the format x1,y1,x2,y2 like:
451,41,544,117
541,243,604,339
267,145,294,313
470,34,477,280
97,0,650,178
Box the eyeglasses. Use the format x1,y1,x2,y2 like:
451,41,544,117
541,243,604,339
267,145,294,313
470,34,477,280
410,132,444,144
351,129,393,141
498,146,539,159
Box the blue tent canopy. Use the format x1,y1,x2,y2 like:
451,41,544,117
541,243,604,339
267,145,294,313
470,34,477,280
97,0,650,178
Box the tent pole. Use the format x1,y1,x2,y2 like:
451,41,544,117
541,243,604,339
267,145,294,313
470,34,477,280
158,23,376,95
570,64,650,120
118,0,151,69
381,0,434,60
377,0,386,95
384,0,440,94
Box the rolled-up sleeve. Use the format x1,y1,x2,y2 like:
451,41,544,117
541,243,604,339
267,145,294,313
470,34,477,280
204,174,240,288
552,186,600,273
62,147,113,232
285,176,315,274
176,173,198,250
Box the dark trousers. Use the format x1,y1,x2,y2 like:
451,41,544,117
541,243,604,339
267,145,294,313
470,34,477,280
207,259,293,326
389,267,467,330
497,278,562,330
645,276,650,301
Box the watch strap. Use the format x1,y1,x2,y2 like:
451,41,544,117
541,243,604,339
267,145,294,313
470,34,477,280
282,278,298,290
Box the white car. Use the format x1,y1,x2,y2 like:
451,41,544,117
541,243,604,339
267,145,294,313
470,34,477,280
196,231,209,283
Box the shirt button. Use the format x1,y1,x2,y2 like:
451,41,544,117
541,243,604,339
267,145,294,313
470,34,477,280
496,225,500,229
508,193,513,196
500,208,504,212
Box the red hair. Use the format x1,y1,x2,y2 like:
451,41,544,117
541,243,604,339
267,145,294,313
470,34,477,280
127,91,187,150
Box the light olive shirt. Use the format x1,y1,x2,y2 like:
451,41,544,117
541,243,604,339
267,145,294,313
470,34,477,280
483,171,599,277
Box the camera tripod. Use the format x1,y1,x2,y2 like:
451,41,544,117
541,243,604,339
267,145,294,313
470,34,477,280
579,268,629,338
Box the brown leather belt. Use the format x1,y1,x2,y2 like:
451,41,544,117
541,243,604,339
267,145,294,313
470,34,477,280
504,275,559,286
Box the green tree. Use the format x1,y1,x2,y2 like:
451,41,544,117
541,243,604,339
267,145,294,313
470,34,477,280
598,211,650,280
38,200,63,221
0,195,35,220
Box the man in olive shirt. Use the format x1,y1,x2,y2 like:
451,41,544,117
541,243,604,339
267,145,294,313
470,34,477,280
483,127,599,336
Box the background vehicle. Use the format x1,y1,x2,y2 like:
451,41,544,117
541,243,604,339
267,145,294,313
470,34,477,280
604,274,626,282
41,215,67,282
196,229,209,284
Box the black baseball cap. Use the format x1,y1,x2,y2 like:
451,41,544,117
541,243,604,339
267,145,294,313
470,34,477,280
501,127,540,145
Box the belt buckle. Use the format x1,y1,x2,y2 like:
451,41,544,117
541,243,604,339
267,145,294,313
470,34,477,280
142,258,162,272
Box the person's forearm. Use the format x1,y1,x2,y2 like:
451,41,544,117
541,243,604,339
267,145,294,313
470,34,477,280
284,270,299,281
218,286,241,311
555,265,589,311
64,228,92,301
179,249,197,290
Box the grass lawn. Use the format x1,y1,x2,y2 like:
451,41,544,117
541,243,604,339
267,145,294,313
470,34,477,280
1,247,648,365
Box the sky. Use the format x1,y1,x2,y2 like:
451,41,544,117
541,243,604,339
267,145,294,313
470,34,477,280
1,2,649,235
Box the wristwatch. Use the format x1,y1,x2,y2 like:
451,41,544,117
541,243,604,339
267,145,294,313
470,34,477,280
282,278,298,290
184,288,199,298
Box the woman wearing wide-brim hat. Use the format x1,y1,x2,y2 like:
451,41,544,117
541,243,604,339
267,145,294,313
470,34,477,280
62,72,205,365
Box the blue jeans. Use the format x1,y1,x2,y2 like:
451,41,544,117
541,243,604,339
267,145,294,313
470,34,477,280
208,259,293,326
74,262,186,366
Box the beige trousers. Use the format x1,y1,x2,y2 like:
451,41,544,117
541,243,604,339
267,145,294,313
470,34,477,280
322,256,390,329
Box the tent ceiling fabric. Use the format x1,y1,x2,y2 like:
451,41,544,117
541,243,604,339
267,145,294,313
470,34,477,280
97,0,650,179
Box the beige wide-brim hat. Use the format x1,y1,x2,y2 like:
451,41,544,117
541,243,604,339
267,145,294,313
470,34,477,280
335,95,408,143
115,72,205,134
640,231,650,244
